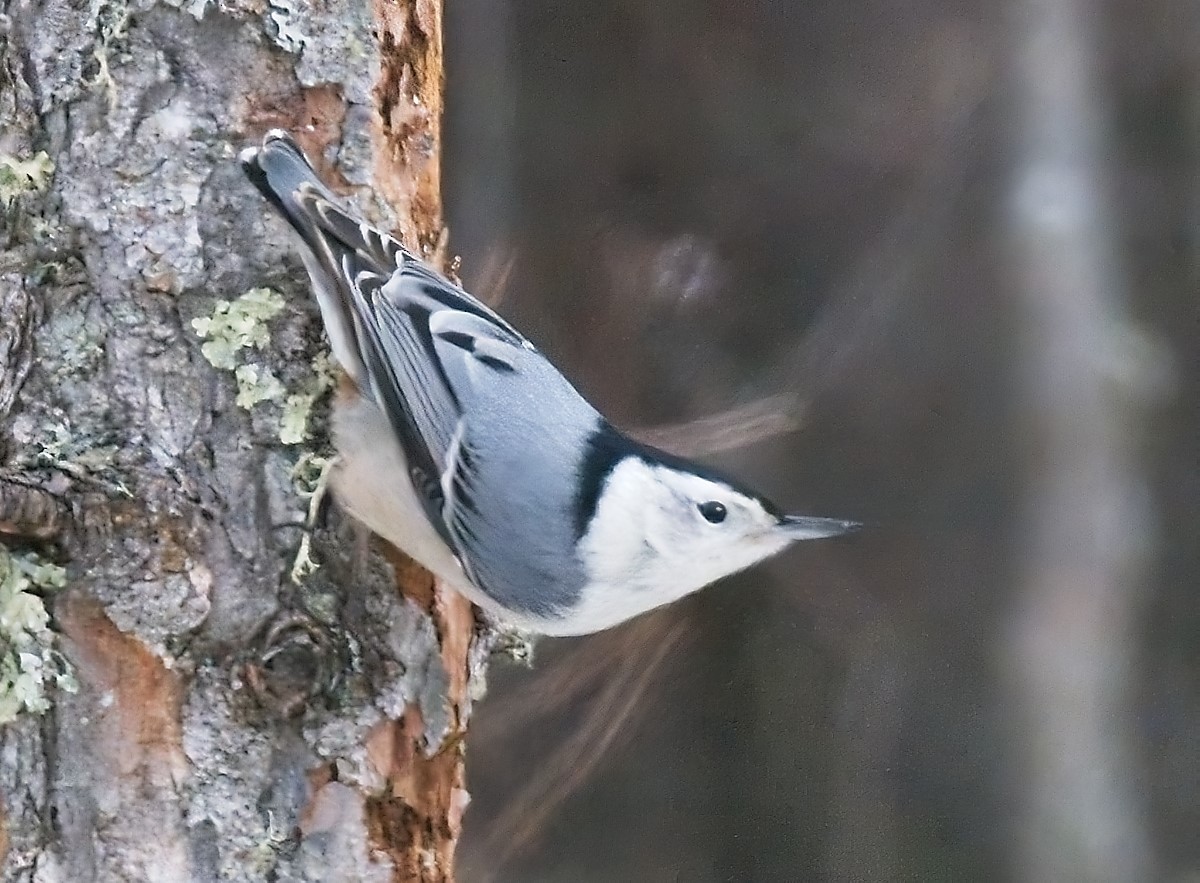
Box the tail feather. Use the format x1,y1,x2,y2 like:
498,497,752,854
241,129,519,403
240,130,374,387
240,131,335,239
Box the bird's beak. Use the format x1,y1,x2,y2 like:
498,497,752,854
777,515,861,540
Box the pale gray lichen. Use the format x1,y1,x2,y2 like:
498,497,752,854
41,300,103,385
263,0,377,108
162,0,212,22
265,0,307,54
12,419,133,498
180,666,283,880
303,594,449,786
0,547,76,724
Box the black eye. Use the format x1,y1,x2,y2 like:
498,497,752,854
698,501,727,524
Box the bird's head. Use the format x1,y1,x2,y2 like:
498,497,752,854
577,437,858,605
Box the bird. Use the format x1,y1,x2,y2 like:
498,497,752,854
240,130,857,636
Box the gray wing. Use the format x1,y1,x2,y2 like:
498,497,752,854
423,307,600,615
323,216,532,561
355,277,528,585
354,270,596,614
301,194,592,607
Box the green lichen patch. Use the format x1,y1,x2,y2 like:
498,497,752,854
278,352,336,445
289,452,334,584
15,421,133,498
191,287,287,371
84,0,133,107
0,152,55,205
0,547,76,724
191,288,335,444
1,151,60,249
234,364,286,409
191,286,340,588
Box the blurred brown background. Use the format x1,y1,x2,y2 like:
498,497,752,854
443,1,1199,880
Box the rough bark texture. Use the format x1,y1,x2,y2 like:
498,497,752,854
0,0,478,879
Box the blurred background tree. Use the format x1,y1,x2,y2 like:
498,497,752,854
446,0,1197,880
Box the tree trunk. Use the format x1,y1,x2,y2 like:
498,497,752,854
1001,0,1154,879
0,0,479,879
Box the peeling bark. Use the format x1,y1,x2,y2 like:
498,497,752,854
0,0,476,879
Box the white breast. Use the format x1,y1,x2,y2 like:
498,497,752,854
333,401,712,636
331,394,482,597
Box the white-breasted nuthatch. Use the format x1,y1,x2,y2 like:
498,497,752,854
240,130,857,636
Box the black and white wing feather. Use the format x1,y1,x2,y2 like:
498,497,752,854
241,131,539,584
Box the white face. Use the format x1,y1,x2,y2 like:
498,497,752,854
638,465,797,589
570,459,801,635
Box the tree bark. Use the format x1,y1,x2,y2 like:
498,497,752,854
0,0,478,879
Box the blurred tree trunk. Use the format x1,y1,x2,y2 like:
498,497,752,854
0,0,480,880
1002,0,1155,880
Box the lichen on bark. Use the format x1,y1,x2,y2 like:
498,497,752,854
0,0,475,878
